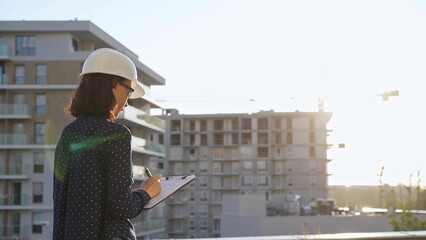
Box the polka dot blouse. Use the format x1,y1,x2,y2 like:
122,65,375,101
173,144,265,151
53,117,151,240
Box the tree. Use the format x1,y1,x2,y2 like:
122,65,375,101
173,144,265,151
389,206,426,231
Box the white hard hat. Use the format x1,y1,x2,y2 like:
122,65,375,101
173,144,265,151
80,48,145,99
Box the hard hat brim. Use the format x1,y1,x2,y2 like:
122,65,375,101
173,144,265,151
129,80,146,99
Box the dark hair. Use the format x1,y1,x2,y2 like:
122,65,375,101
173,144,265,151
66,73,123,120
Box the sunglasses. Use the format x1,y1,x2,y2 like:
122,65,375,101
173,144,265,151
118,80,135,97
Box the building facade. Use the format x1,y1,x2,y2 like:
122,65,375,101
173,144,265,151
0,20,166,240
160,109,333,238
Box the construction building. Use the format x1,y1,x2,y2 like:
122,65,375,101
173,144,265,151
0,20,166,240
159,109,333,238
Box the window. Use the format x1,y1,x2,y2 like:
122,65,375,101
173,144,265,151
189,191,195,201
310,117,315,129
309,146,315,158
274,118,282,129
232,162,240,174
199,147,208,160
257,161,268,173
171,134,181,145
158,134,164,144
258,132,268,144
189,162,196,173
0,62,5,84
231,148,239,159
213,148,224,159
35,123,45,144
32,212,44,234
32,224,42,234
213,162,222,174
33,182,43,203
171,120,181,131
200,134,207,145
199,176,208,187
72,38,79,51
35,94,46,114
199,220,208,231
213,133,223,145
242,118,251,130
15,65,25,84
189,120,195,131
241,132,251,144
36,64,46,84
287,160,293,172
287,132,293,144
199,162,208,173
309,131,315,143
257,176,269,187
200,120,207,131
169,147,182,160
286,118,293,129
16,35,36,56
199,191,208,202
189,148,196,159
257,146,269,158
189,220,195,231
173,162,183,175
241,175,253,186
199,204,208,216
287,176,293,187
240,146,253,159
257,118,268,130
189,134,195,145
275,132,282,144
213,119,223,130
34,152,44,173
242,161,252,173
232,133,239,145
231,118,239,130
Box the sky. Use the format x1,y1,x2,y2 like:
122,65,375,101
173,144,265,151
2,0,426,187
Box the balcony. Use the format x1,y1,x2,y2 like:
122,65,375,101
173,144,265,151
0,134,27,145
0,44,12,60
118,105,165,132
0,225,30,240
134,219,165,237
0,104,31,119
0,194,30,207
0,74,10,85
131,136,165,157
0,163,31,179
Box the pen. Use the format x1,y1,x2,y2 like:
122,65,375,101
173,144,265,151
145,167,153,178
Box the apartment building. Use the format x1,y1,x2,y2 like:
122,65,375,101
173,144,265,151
0,20,166,240
160,109,333,238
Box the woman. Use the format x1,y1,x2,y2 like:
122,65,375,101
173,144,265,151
53,48,161,240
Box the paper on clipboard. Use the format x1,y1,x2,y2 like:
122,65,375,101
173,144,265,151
144,175,196,209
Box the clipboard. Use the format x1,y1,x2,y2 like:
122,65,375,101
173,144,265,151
144,175,197,209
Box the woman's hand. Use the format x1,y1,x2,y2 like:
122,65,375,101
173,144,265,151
141,174,162,198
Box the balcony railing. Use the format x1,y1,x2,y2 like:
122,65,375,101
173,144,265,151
0,225,30,240
137,114,165,129
0,194,30,206
133,219,165,236
0,134,27,145
0,44,12,60
132,136,165,155
0,104,30,118
0,74,10,85
0,163,31,176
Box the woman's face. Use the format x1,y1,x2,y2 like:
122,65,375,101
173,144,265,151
112,79,134,116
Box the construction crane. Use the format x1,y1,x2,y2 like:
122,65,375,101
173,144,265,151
377,90,399,101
